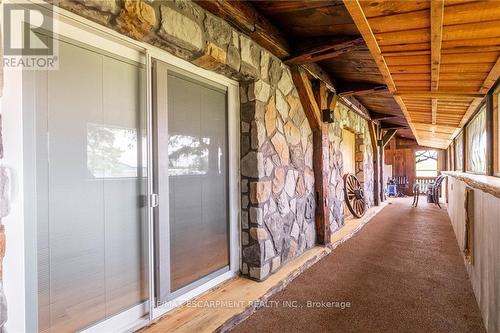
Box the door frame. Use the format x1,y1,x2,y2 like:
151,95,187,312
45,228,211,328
150,60,239,318
20,1,241,331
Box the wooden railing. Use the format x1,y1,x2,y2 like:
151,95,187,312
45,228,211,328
414,176,435,192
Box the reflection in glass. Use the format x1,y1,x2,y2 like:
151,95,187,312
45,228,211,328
415,150,438,177
455,131,464,172
467,106,486,173
87,123,139,178
167,72,229,292
168,135,209,176
36,40,147,333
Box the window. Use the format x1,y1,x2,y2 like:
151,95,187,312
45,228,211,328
415,150,438,177
340,128,356,175
455,131,464,171
467,105,487,173
450,143,455,171
496,91,500,175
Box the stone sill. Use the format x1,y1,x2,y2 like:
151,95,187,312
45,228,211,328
443,171,500,199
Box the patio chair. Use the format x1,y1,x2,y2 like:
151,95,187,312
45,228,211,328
412,183,420,207
426,175,447,208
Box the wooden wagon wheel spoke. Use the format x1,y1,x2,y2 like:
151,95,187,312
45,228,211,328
343,173,367,218
348,177,357,191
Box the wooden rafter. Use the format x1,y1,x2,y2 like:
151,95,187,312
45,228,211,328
430,0,444,126
285,37,365,65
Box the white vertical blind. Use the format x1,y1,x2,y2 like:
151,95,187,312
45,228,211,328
36,40,147,333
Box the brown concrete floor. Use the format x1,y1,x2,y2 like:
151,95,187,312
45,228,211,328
231,198,486,333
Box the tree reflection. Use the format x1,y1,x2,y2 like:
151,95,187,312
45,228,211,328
168,135,209,176
87,124,138,178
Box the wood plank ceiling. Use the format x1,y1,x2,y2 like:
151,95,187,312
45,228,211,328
251,0,415,139
343,0,500,149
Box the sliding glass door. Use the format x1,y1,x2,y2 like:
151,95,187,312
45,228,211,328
152,60,230,305
24,10,238,331
33,37,147,333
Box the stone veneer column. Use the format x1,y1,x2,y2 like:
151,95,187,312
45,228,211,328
52,0,317,281
327,103,375,233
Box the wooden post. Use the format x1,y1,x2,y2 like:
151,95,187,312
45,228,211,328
312,125,330,244
368,121,380,206
290,67,330,245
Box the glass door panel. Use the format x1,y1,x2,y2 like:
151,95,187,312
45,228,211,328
167,72,229,292
35,38,147,333
153,60,230,304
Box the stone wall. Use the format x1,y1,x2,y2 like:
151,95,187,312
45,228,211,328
49,0,373,281
327,103,374,233
239,71,316,281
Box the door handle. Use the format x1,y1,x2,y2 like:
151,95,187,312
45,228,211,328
149,193,159,208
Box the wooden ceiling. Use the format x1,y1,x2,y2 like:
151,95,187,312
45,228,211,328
251,0,415,139
343,0,500,148
199,0,500,147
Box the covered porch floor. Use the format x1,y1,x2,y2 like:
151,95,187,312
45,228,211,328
231,198,485,333
143,198,485,333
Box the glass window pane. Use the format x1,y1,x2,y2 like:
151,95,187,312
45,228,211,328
167,72,229,292
497,93,500,173
467,106,487,173
455,131,464,171
37,40,147,333
415,150,438,177
340,129,355,174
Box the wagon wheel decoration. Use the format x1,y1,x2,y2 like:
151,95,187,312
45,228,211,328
343,173,367,218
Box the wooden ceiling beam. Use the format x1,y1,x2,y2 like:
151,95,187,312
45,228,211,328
430,0,444,91
337,81,388,96
194,0,290,58
284,37,365,65
431,0,444,126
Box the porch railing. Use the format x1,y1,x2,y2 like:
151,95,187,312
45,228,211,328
414,176,435,193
